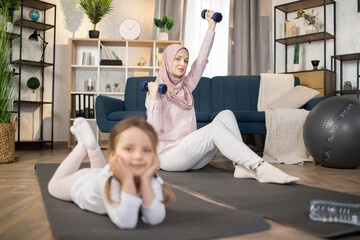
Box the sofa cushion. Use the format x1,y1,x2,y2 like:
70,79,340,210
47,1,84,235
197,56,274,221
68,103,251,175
108,111,146,120
193,77,212,114
210,111,265,122
268,85,320,109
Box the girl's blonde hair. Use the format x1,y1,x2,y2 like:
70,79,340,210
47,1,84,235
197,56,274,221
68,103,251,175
105,118,174,204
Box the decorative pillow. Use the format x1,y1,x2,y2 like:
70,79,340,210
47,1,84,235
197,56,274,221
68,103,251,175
268,86,320,109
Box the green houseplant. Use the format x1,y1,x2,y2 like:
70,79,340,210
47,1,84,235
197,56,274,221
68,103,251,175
0,0,17,163
77,0,114,38
27,77,40,101
154,16,174,40
0,0,20,33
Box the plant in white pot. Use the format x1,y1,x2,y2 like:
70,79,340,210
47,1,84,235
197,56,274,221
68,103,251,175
154,16,174,41
77,0,114,38
0,0,20,33
0,0,17,163
105,83,111,92
27,77,40,101
344,81,352,91
113,83,120,92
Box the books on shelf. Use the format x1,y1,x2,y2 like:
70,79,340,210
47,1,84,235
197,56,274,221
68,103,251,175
280,20,296,38
100,43,123,65
71,94,95,119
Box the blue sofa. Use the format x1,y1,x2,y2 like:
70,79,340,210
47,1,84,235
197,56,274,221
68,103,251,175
95,76,326,134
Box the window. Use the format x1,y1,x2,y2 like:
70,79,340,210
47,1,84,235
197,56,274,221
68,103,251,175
184,0,230,77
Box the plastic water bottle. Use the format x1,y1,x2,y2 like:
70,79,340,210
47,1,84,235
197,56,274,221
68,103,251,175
309,200,360,226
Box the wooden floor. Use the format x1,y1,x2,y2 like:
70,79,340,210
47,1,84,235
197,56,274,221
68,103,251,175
1,147,360,240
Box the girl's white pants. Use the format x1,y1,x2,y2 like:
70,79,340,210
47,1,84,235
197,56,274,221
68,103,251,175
159,110,262,171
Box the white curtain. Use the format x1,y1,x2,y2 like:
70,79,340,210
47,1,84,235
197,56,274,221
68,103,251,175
184,0,230,78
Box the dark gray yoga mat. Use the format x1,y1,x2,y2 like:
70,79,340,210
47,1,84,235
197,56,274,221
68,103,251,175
35,163,270,240
159,165,360,238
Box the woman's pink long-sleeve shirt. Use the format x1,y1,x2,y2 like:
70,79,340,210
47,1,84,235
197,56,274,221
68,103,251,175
146,30,215,154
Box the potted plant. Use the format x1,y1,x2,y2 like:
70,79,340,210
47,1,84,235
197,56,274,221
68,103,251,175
0,0,17,163
113,83,120,92
154,15,174,41
27,77,40,101
0,0,20,33
295,9,319,34
77,0,114,38
105,83,111,92
344,81,352,91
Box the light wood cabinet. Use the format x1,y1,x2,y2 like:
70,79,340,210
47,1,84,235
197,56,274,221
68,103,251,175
68,38,182,148
292,69,335,97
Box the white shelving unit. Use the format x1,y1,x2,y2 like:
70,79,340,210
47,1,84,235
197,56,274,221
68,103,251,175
68,38,183,148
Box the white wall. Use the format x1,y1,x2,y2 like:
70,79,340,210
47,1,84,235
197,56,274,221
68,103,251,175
41,0,156,142
271,0,360,90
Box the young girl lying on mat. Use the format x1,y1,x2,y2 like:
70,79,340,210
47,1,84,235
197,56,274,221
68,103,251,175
48,118,174,229
146,10,299,184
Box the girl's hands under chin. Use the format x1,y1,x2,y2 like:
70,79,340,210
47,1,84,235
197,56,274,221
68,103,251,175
140,155,160,181
109,154,133,183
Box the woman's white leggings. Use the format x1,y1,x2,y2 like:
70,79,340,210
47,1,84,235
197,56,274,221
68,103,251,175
159,110,262,171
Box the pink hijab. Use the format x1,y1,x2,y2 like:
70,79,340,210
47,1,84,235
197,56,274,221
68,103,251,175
156,44,193,110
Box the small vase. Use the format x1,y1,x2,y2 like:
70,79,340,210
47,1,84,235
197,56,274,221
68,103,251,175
157,32,168,41
306,24,319,34
292,64,300,72
89,30,100,38
113,87,120,92
344,84,352,91
29,93,37,101
105,87,111,92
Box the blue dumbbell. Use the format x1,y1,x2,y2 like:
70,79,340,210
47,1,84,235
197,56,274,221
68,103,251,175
201,9,222,23
141,81,167,94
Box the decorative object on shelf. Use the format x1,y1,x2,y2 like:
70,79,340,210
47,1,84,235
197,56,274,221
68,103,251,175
295,9,319,34
77,0,114,38
119,18,141,40
293,42,300,71
84,78,95,92
155,53,163,66
154,15,174,41
311,60,320,70
105,83,111,92
113,83,120,92
137,57,147,66
29,9,40,21
344,81,352,91
280,19,296,38
27,77,40,101
81,51,92,65
28,30,49,62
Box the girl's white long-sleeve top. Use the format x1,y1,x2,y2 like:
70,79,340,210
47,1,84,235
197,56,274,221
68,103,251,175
70,164,166,229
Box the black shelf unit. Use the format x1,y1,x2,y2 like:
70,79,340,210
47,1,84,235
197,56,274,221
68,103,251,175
12,0,56,149
274,0,336,95
331,52,360,99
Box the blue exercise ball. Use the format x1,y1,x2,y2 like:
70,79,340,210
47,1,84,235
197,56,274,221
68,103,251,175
29,10,40,21
303,96,360,168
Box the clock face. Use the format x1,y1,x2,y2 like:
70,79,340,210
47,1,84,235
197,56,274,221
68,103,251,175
119,19,142,40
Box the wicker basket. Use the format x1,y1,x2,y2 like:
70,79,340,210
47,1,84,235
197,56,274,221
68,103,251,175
0,116,17,164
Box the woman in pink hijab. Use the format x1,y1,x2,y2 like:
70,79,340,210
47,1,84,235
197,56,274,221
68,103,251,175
145,10,299,184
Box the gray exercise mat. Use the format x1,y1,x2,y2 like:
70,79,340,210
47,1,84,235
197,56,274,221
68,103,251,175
159,165,360,238
35,163,270,240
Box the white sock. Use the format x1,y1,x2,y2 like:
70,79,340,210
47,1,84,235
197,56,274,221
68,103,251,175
70,126,86,149
233,164,257,179
255,161,299,184
72,117,100,152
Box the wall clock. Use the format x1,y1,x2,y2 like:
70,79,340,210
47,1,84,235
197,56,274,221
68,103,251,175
119,19,142,40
